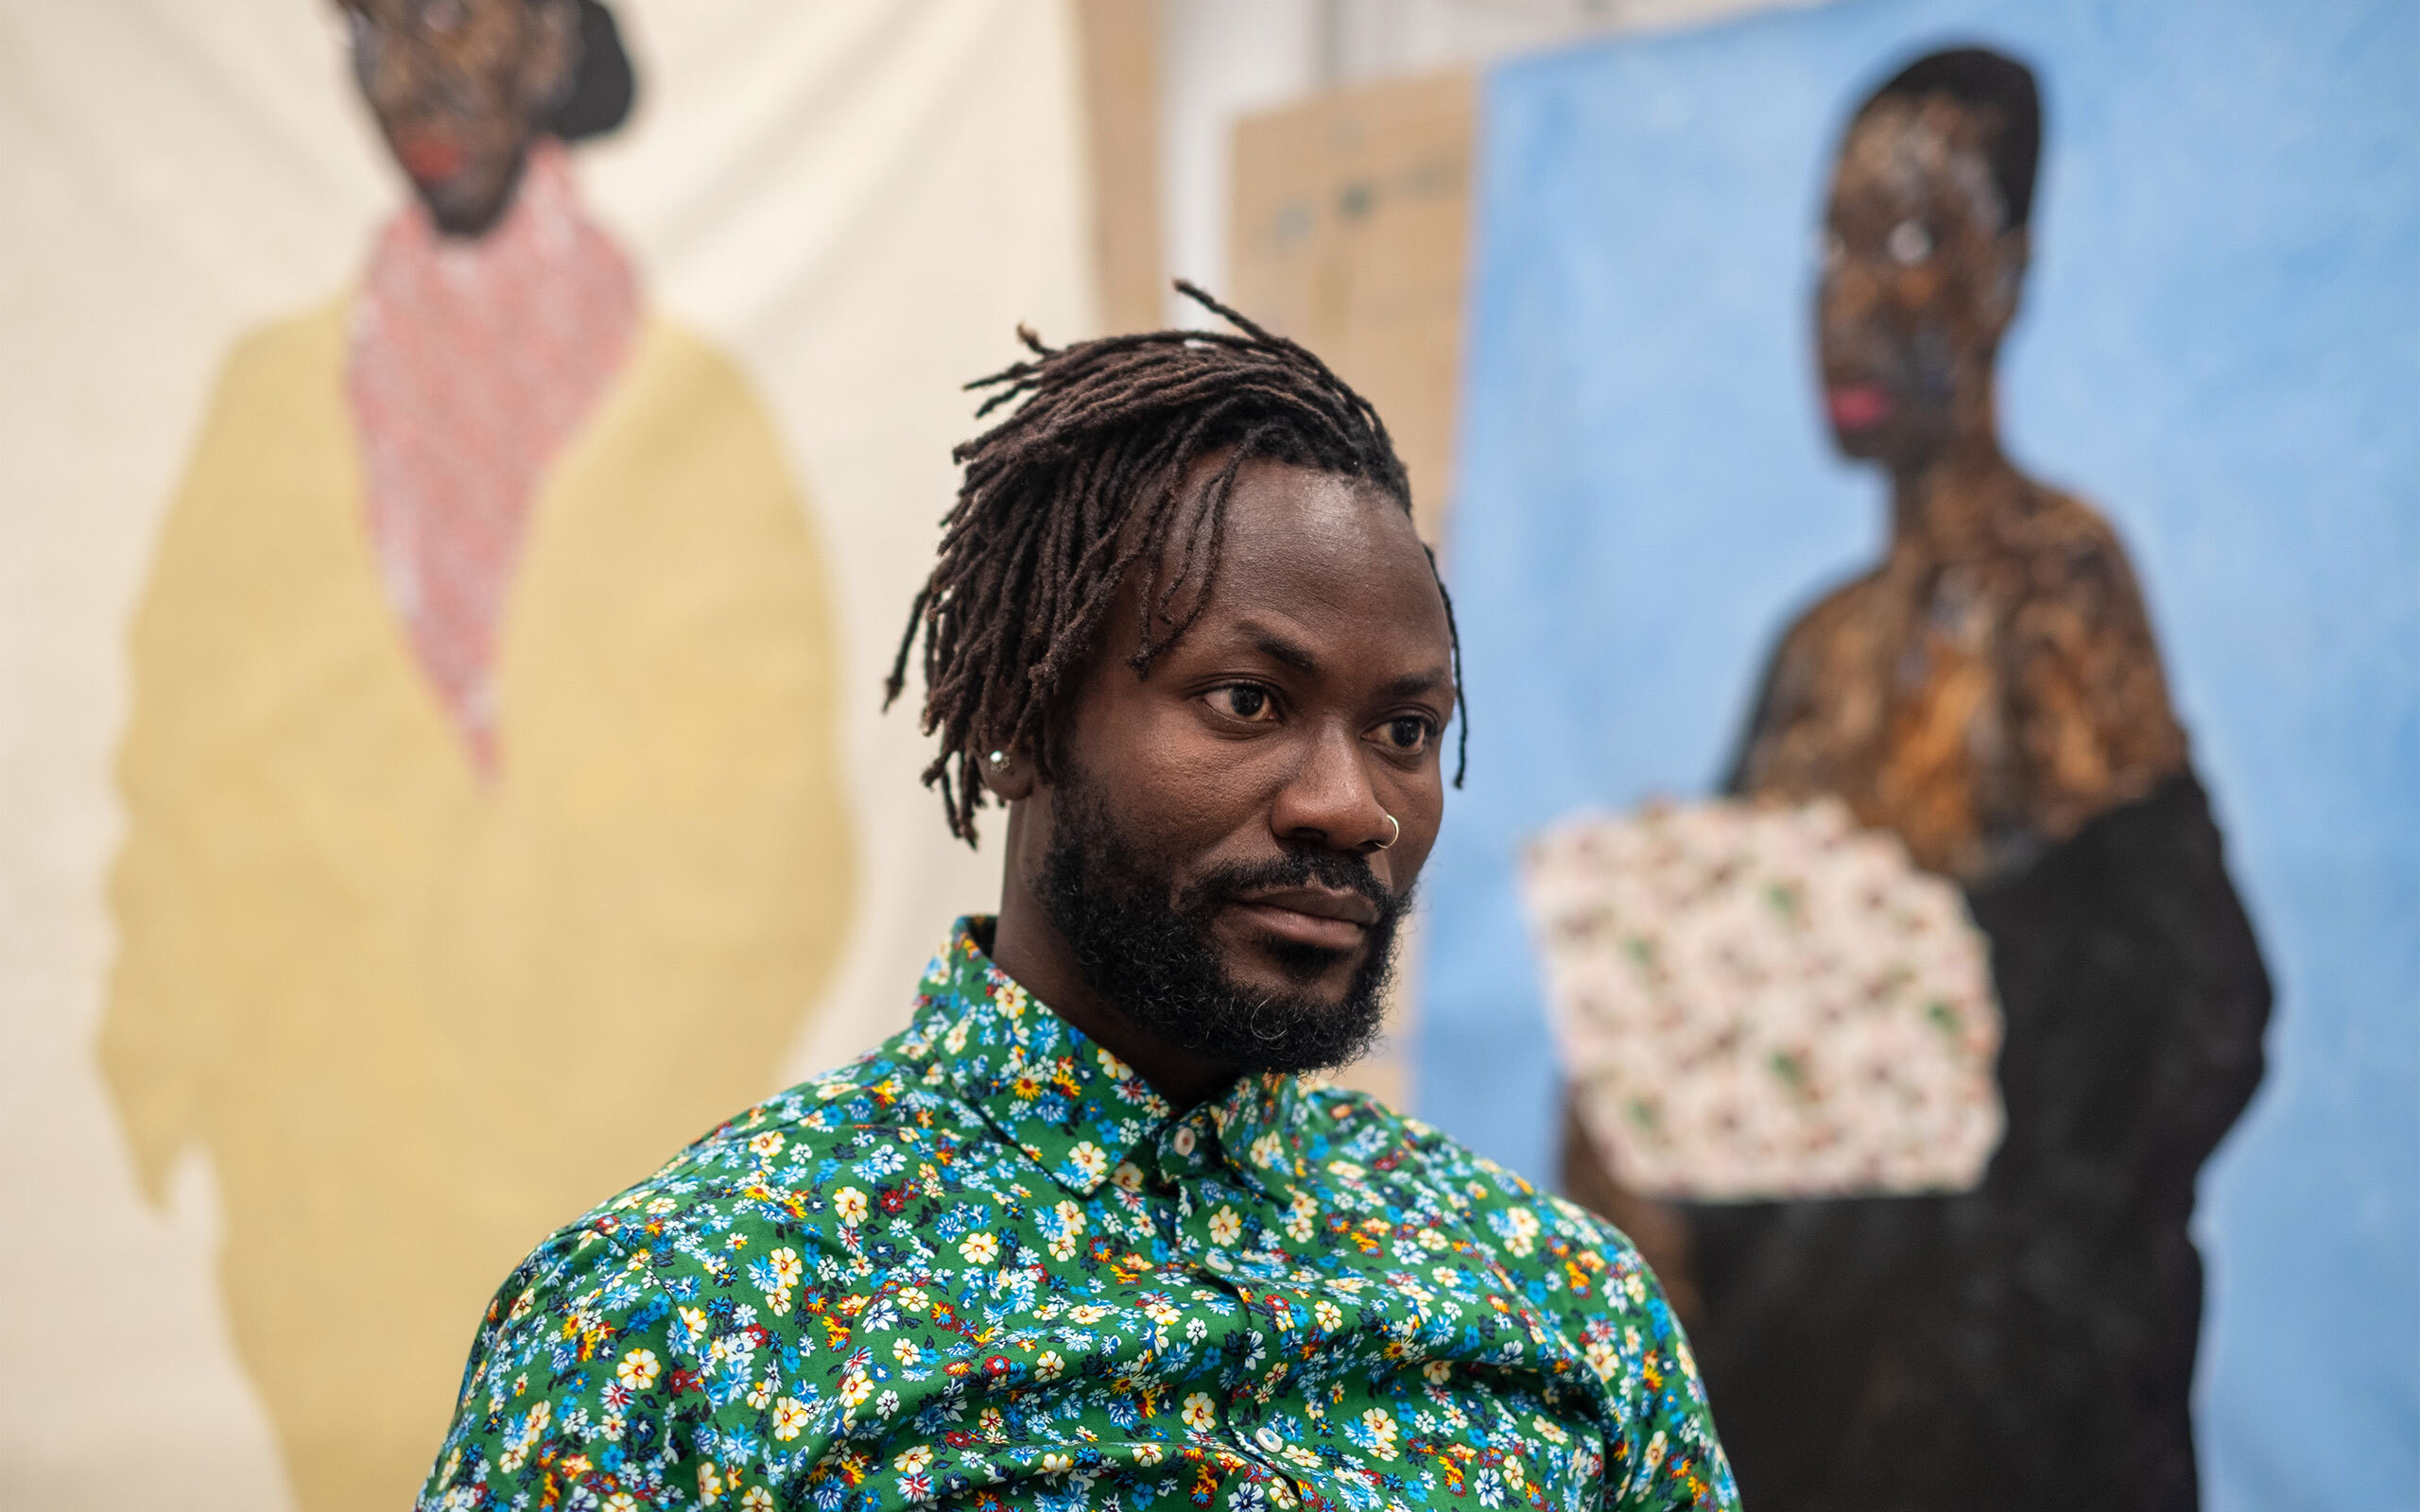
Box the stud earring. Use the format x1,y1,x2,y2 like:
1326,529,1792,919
988,750,1009,768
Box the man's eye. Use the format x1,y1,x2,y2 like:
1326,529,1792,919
1381,715,1434,754
1888,219,1934,266
1214,685,1273,721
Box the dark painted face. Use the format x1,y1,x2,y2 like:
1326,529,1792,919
336,0,578,238
1816,94,2027,468
1019,460,1455,1053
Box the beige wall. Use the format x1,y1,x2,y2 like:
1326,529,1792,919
0,2,1098,1504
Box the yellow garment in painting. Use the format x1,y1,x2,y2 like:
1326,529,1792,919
100,300,854,1511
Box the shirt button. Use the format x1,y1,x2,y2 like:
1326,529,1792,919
1254,1426,1284,1454
1172,1125,1197,1157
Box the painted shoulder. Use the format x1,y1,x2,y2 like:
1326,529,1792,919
222,297,351,372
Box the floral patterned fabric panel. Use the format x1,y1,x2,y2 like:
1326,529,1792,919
1522,799,2004,1201
417,919,1737,1511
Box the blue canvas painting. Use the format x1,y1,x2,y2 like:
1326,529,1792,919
1422,0,2415,1506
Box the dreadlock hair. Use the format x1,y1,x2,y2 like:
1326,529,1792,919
885,282,1468,846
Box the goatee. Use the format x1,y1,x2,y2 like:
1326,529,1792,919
1036,774,1409,1077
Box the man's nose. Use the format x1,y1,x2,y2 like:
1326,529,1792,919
1269,723,1394,855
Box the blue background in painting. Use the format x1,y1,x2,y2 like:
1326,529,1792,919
1418,0,2417,1503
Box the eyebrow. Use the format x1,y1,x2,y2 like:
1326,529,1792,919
1380,670,1452,699
1247,628,1320,675
1236,623,1453,701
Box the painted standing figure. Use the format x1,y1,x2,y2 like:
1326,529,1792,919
98,3,853,1505
1564,48,2270,1511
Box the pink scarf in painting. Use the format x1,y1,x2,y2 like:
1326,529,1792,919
348,139,638,774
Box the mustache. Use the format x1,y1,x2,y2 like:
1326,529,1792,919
1178,847,1408,921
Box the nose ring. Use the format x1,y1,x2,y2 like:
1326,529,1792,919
1375,814,1400,850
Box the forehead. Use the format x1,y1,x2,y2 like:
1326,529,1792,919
1832,96,2005,232
1155,459,1448,664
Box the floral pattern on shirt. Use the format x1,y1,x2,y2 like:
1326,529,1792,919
419,919,1737,1511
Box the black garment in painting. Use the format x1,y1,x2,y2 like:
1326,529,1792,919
1683,769,2270,1512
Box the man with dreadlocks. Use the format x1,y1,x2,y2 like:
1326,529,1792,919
418,287,1737,1512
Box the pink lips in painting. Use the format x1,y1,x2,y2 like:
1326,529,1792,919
397,134,468,183
1827,384,1894,431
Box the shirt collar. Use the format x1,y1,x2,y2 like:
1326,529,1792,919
908,918,1308,1200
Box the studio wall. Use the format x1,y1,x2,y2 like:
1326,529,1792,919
0,2,1098,1505
1424,0,2415,1507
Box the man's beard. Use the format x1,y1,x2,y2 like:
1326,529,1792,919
1035,774,1409,1079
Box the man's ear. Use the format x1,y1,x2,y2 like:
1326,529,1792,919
523,0,582,119
976,747,1039,804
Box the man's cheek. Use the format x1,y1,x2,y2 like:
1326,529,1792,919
1132,741,1269,843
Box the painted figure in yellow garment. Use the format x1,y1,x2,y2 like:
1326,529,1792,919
98,3,853,1507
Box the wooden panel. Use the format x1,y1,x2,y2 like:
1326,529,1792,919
1230,70,1477,542
1075,0,1167,334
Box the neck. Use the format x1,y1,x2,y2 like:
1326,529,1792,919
985,801,1239,1109
1888,402,2022,562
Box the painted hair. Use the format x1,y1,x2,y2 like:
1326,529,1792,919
547,0,635,141
1860,45,2042,232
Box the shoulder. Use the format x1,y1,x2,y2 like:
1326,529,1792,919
220,298,351,379
140,301,355,625
1795,567,1888,631
1292,1089,1735,1503
1292,1083,1550,1203
499,1037,953,1305
2011,482,2121,548
421,1038,977,1504
576,314,816,541
2005,487,2152,608
582,1038,973,1245
1293,1085,1648,1270
628,317,748,399
1723,570,1889,793
617,317,786,453
1996,487,2177,705
1778,567,1889,656
177,300,350,463
1751,569,1893,713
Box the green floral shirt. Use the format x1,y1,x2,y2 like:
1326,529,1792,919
420,919,1737,1511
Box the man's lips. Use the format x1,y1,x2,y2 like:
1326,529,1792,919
1227,887,1379,953
1827,383,1894,430
397,136,468,182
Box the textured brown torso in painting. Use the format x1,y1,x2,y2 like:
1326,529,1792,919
1733,476,2187,883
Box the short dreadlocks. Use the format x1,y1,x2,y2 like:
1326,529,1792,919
886,283,1467,845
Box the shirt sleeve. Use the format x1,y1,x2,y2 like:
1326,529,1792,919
417,1223,646,1508
415,1215,830,1512
1549,1199,1740,1511
418,1176,902,1512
